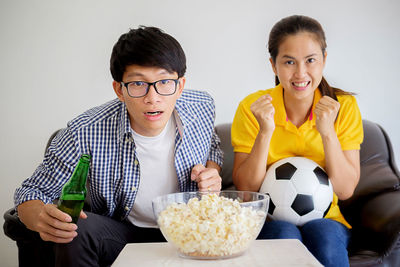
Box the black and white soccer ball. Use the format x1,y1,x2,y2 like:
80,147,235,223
259,157,333,226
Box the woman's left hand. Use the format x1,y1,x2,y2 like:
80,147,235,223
314,96,340,137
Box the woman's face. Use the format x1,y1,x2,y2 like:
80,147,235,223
270,32,326,102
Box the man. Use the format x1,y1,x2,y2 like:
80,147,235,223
14,26,223,266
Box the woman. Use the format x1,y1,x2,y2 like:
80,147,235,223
231,15,363,267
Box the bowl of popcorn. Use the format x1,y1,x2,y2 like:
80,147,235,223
152,191,269,260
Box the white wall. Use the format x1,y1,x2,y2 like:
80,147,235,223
1,0,399,265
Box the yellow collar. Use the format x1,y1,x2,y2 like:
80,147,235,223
271,84,322,130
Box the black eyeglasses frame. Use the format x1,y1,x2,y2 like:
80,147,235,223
120,78,180,98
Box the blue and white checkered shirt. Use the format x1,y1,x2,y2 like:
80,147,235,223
14,89,223,221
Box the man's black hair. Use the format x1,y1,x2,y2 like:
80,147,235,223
110,26,186,82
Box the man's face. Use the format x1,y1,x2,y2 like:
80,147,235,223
113,64,185,137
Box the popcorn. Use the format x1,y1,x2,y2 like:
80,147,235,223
157,194,266,257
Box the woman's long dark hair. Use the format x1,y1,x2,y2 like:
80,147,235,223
268,15,352,100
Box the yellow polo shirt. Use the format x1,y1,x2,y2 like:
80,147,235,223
231,84,363,228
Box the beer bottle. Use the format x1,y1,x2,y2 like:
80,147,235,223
57,154,90,223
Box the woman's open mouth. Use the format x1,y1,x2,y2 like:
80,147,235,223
292,81,310,90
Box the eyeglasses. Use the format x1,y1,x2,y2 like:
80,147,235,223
121,79,179,98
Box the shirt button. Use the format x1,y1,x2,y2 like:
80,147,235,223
132,186,137,191
125,206,130,211
134,159,139,165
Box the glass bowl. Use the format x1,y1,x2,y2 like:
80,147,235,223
152,191,269,260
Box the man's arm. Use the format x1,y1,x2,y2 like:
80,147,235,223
14,129,79,208
206,160,221,173
14,127,85,243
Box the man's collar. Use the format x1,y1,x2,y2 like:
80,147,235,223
174,98,198,137
117,102,133,143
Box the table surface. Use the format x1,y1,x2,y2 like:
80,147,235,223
112,239,323,266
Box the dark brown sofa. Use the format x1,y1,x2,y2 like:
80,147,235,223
4,120,400,266
215,119,400,266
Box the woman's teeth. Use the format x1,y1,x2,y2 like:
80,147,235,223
293,82,309,87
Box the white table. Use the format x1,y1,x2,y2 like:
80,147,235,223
112,239,322,266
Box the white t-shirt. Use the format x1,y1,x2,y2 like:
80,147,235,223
127,117,179,228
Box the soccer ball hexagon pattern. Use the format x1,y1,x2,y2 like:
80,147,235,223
259,157,333,226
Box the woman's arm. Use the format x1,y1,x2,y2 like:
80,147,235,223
233,95,275,191
233,131,273,191
315,95,360,200
322,135,360,200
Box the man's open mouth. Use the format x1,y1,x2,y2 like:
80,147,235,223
145,111,162,115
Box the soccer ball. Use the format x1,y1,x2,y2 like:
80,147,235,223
259,157,333,226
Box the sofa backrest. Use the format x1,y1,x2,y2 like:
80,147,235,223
215,123,235,190
340,120,400,214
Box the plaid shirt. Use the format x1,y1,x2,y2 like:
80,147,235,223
14,89,223,221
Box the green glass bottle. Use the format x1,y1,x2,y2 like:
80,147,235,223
57,154,91,224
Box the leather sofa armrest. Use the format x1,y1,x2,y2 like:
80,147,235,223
350,190,400,256
3,208,41,242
